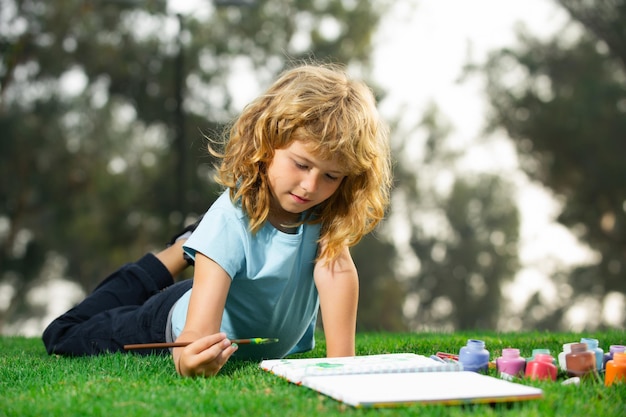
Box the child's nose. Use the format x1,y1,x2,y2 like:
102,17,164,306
301,172,319,193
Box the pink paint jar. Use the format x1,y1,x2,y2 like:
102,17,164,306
496,348,526,379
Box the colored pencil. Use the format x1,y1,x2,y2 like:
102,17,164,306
123,338,279,350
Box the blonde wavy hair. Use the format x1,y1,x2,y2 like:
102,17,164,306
212,63,392,262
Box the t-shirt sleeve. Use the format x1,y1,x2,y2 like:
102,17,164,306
182,207,246,280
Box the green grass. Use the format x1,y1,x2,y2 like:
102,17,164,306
1,331,625,416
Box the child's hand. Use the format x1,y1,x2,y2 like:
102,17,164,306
175,333,238,377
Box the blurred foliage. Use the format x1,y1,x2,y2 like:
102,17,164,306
0,0,390,330
3,0,624,335
474,0,626,328
388,104,520,331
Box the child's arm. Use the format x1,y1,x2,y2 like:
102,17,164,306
173,253,237,377
314,245,358,357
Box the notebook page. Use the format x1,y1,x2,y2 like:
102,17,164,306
260,353,461,384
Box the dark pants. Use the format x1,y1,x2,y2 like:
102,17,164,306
42,254,193,356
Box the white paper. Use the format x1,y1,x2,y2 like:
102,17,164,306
260,354,543,407
301,371,543,407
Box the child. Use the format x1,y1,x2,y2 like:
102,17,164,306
43,63,392,377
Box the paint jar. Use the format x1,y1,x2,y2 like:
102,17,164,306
558,342,576,371
603,345,626,369
566,342,596,379
527,348,550,361
459,339,490,373
496,348,526,379
525,353,557,381
580,338,604,371
605,352,626,387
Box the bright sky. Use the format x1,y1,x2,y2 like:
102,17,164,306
372,1,575,265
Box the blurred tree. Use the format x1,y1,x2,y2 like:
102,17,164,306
352,231,406,332
405,175,520,330
389,104,520,331
476,0,626,328
0,0,391,332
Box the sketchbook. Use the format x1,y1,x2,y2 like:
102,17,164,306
260,353,543,408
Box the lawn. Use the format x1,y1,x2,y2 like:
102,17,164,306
1,330,625,416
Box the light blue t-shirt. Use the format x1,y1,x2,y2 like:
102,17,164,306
171,191,321,360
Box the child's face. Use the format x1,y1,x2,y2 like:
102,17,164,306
267,140,345,222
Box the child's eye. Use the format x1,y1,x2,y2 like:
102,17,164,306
325,173,341,182
295,162,308,170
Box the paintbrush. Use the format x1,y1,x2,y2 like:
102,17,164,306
123,338,279,350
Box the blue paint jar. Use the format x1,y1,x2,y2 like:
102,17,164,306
581,338,604,372
459,339,490,373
